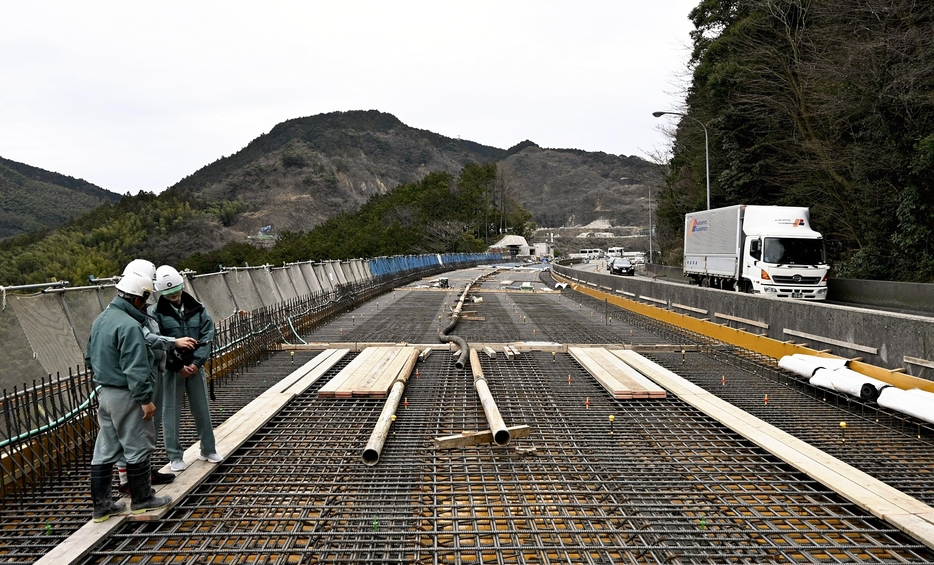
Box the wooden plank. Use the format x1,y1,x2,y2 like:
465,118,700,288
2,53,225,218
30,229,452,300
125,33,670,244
783,328,878,355
503,346,514,360
715,312,769,329
348,347,401,396
569,347,632,399
433,425,532,449
483,346,497,359
419,347,433,362
318,347,378,397
268,348,348,395
599,349,668,398
904,356,934,370
639,295,668,305
672,302,708,315
366,347,418,397
281,349,349,395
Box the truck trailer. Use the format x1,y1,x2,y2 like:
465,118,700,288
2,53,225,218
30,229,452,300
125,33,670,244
683,205,829,300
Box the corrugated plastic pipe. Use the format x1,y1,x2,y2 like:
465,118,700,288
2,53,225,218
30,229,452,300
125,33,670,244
438,274,487,370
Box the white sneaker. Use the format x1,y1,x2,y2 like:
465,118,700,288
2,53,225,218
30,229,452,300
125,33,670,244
199,453,223,463
169,460,187,472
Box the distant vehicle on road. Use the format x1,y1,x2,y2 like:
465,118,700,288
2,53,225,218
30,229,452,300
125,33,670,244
609,257,635,276
577,248,604,261
607,247,624,258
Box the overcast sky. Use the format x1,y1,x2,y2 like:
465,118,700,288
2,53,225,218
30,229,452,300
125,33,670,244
1,1,698,195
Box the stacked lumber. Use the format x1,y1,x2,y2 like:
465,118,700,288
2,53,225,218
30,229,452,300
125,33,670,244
569,347,667,400
318,346,419,399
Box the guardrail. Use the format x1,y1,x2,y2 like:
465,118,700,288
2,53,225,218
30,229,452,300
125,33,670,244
552,262,934,383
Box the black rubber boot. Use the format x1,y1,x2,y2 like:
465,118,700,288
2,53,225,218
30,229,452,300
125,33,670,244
127,458,172,515
91,463,126,522
151,470,176,485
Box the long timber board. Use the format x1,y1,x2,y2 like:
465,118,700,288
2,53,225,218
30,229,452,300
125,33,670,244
319,346,419,398
569,346,666,399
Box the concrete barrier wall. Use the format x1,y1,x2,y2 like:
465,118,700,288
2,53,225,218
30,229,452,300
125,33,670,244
300,263,322,293
270,267,298,301
554,264,934,382
313,264,333,291
330,261,348,286
0,254,500,391
188,273,236,323
829,278,934,315
288,265,312,296
644,262,934,315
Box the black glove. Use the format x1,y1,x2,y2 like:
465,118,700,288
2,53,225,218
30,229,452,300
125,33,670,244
166,341,210,373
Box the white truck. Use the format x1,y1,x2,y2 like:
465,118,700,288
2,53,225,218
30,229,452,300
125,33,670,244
683,205,829,299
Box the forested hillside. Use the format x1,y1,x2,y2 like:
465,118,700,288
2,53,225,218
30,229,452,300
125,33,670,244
184,163,533,274
0,163,532,286
655,0,934,282
0,156,122,239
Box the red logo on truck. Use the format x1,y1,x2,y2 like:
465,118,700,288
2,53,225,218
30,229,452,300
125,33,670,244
793,219,806,227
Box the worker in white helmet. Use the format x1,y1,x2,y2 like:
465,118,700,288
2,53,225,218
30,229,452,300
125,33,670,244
85,271,172,521
112,260,197,495
152,265,223,472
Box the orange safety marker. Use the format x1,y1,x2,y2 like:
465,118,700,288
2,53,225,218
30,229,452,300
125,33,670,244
568,374,572,384
404,398,408,408
585,397,590,409
721,375,726,386
415,369,419,378
764,393,769,405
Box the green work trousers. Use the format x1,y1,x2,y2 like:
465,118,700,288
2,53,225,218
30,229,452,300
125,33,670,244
162,367,217,461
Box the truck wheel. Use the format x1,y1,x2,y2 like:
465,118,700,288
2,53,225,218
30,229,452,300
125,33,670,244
700,277,710,288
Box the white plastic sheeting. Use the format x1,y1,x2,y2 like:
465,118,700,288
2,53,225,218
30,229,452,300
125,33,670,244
777,354,848,376
815,367,888,400
780,353,934,425
780,353,886,400
877,387,934,425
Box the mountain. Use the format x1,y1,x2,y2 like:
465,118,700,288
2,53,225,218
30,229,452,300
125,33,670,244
500,143,662,229
168,110,509,238
166,110,660,238
0,156,122,239
0,111,663,285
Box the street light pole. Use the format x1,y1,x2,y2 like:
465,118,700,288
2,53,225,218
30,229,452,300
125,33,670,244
653,111,710,210
648,185,653,265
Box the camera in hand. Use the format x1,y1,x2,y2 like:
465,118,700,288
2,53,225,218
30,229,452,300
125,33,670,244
166,341,210,373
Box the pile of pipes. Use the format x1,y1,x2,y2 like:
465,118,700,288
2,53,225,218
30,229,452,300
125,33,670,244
779,354,934,425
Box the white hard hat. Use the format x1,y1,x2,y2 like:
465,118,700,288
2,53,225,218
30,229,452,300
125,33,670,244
154,265,185,294
122,259,156,280
115,272,153,298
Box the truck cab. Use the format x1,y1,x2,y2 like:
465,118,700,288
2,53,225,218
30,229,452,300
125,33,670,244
742,212,828,298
